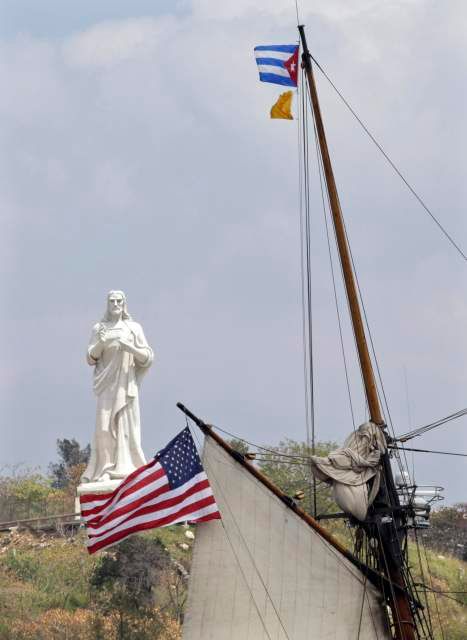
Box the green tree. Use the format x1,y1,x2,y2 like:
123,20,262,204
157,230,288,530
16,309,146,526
49,438,90,489
0,467,61,520
91,536,171,610
228,438,249,455
423,502,467,561
257,438,338,517
90,536,177,639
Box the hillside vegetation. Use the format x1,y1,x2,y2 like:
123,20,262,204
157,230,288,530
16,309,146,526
0,526,187,639
0,522,465,639
0,438,465,639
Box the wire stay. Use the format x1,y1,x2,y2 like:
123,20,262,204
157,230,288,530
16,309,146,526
310,53,467,263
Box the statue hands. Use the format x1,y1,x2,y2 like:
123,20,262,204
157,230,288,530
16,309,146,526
98,325,111,344
118,336,135,354
95,324,148,365
119,335,150,366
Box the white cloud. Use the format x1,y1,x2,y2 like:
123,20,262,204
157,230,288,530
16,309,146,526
63,17,172,68
1,1,466,503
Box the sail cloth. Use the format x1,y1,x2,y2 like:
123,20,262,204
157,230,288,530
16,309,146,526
309,422,387,522
182,435,390,640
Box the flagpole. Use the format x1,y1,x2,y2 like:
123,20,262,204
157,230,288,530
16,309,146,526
297,25,417,640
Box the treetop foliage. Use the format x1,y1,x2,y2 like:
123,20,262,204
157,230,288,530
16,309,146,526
49,438,90,489
256,438,338,517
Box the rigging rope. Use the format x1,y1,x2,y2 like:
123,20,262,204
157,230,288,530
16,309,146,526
391,445,467,458
417,586,467,608
305,64,416,546
413,528,435,633
310,54,467,263
297,64,314,516
210,423,319,459
396,406,467,442
303,56,437,638
306,69,382,530
420,535,447,638
299,65,317,516
309,81,356,429
211,421,464,462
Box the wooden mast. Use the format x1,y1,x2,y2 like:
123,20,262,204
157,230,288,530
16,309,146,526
297,25,416,640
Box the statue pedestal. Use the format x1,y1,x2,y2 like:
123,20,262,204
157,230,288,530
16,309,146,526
77,479,122,496
76,479,123,517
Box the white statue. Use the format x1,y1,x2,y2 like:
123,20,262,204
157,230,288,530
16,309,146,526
82,290,153,485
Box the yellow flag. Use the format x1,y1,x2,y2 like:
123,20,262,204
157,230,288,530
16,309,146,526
270,90,293,120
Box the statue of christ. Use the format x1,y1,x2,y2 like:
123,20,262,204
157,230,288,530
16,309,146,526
82,290,153,484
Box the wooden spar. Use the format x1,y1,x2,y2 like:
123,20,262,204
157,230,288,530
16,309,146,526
297,26,383,427
297,26,417,640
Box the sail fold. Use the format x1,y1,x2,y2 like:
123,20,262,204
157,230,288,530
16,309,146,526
309,422,387,521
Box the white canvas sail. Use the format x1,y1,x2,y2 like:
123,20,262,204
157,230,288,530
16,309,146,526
182,434,391,639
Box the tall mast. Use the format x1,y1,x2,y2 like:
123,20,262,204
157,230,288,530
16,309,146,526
298,26,417,640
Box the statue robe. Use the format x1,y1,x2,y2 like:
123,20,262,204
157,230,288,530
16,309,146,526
82,320,153,483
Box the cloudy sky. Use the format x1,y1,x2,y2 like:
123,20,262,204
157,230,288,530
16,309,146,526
1,0,466,505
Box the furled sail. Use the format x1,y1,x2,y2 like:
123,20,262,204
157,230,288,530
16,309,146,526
309,422,387,521
182,434,390,639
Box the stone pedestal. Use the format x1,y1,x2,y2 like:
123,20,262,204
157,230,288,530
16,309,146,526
76,479,123,517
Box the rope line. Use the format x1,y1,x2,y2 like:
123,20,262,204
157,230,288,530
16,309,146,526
307,62,381,540
420,536,447,638
396,406,467,442
374,523,404,638
356,570,368,639
297,64,314,516
391,445,467,458
310,54,467,263
210,422,464,462
418,587,467,607
299,65,317,515
304,59,434,636
413,528,434,632
304,75,370,421
309,83,356,429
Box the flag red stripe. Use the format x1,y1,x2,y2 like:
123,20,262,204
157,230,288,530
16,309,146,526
87,478,212,535
80,458,158,502
79,490,114,506
190,512,222,524
87,495,219,554
79,458,159,506
85,481,170,528
81,466,166,519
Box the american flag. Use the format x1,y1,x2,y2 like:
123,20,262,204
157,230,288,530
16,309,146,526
80,427,221,554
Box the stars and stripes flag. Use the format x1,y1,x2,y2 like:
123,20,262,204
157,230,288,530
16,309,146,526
80,427,221,554
254,44,299,87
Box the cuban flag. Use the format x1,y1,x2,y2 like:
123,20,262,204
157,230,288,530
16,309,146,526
254,44,299,87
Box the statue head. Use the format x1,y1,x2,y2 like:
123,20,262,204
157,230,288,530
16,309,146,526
102,290,132,322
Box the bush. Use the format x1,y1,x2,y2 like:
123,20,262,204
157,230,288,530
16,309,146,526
4,607,181,640
91,536,171,610
0,468,69,521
